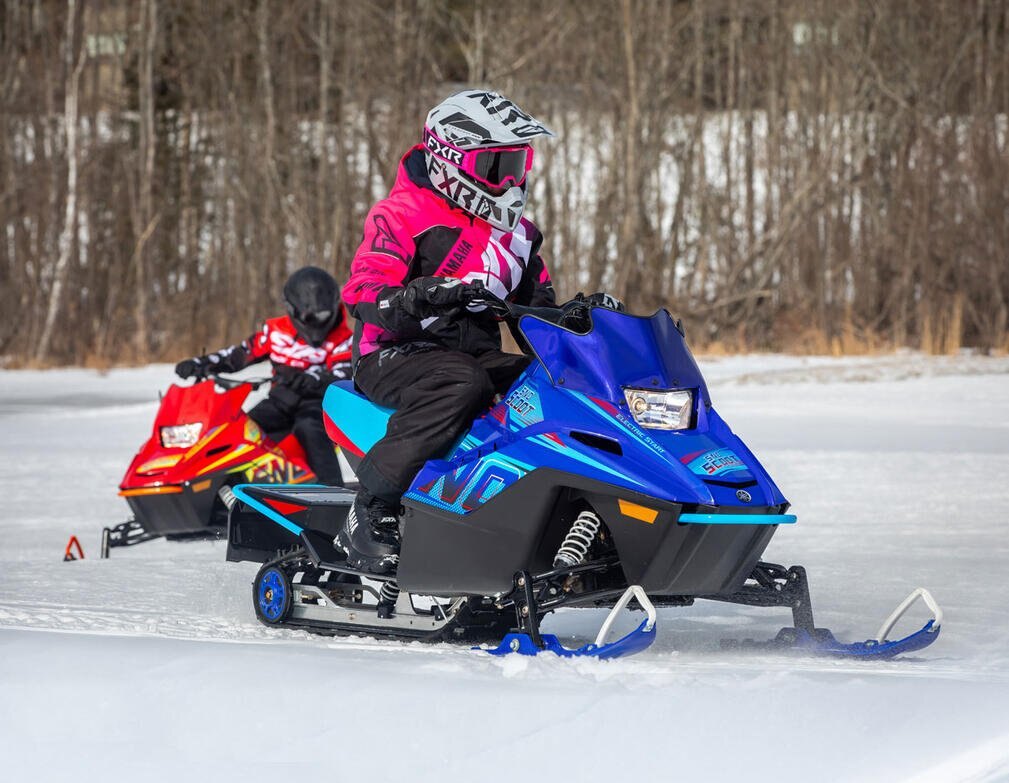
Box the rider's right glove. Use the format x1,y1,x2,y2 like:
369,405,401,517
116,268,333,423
174,356,209,380
401,276,484,318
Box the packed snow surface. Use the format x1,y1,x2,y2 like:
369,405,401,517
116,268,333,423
2,354,1009,782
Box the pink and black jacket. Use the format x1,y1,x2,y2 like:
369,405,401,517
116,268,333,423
343,146,556,364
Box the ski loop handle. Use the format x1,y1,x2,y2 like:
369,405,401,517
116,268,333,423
483,585,658,660
875,587,942,643
593,585,657,648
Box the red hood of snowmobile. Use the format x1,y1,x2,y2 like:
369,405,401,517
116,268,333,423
119,380,312,494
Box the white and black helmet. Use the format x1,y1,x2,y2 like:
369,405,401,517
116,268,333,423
423,90,554,232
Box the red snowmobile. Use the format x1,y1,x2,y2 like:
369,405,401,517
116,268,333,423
102,374,321,557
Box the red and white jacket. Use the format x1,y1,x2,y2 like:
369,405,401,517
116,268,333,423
344,146,556,363
207,309,353,391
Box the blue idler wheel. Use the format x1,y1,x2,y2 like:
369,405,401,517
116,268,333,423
254,564,292,624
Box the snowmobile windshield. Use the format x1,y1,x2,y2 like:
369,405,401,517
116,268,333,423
519,307,710,407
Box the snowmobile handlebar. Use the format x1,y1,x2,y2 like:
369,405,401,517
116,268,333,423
465,286,596,329
208,374,272,391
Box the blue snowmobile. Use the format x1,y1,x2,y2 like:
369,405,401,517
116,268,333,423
223,297,942,660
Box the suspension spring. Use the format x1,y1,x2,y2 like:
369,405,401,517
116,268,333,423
378,580,400,606
553,510,603,568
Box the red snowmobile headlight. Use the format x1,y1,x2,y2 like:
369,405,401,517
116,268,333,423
622,388,693,430
160,423,203,449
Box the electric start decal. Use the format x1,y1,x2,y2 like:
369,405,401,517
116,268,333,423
683,448,747,477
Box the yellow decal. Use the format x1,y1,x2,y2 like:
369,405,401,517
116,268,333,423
239,453,314,484
618,499,659,524
244,419,262,443
137,455,183,473
196,443,255,476
184,424,224,460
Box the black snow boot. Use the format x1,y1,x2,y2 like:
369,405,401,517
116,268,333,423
335,491,400,575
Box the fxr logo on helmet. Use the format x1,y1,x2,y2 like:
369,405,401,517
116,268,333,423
424,131,464,166
428,156,504,224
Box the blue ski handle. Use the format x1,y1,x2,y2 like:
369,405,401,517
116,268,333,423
875,587,943,642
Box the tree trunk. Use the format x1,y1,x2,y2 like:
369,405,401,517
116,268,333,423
35,0,84,363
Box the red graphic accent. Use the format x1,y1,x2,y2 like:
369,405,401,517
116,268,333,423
323,411,365,458
251,314,352,371
544,432,565,447
589,395,620,416
418,468,471,505
63,535,84,561
680,450,706,464
264,498,308,516
489,404,508,424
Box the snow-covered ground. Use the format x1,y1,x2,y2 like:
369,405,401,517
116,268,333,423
2,354,1009,782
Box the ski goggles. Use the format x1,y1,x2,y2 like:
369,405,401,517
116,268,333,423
424,128,534,189
288,304,334,327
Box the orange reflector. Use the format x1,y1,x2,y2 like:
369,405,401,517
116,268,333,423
118,485,184,497
618,499,659,524
191,479,212,493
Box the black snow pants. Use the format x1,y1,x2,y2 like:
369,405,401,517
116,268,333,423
249,391,345,486
353,346,530,503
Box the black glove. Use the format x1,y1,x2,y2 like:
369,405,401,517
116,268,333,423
175,356,209,380
289,364,332,395
401,277,486,318
584,292,625,311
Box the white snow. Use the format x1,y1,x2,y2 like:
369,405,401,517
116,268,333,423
2,354,1008,782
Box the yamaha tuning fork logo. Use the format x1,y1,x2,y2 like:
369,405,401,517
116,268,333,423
736,489,752,503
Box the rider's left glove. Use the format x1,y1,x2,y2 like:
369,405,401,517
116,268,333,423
175,356,209,380
401,277,487,318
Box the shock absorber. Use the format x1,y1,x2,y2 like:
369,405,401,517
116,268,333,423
377,580,400,619
553,510,603,568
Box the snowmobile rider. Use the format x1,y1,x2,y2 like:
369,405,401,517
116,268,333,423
335,89,560,574
174,266,351,486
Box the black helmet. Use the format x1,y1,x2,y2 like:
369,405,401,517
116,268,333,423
283,266,341,347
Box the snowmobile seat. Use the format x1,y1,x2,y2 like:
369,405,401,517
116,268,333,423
322,381,394,462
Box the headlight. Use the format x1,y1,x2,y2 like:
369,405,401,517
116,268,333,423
623,388,693,430
160,423,203,448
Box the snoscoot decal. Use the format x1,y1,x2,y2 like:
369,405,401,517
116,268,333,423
682,448,746,477
504,384,543,428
